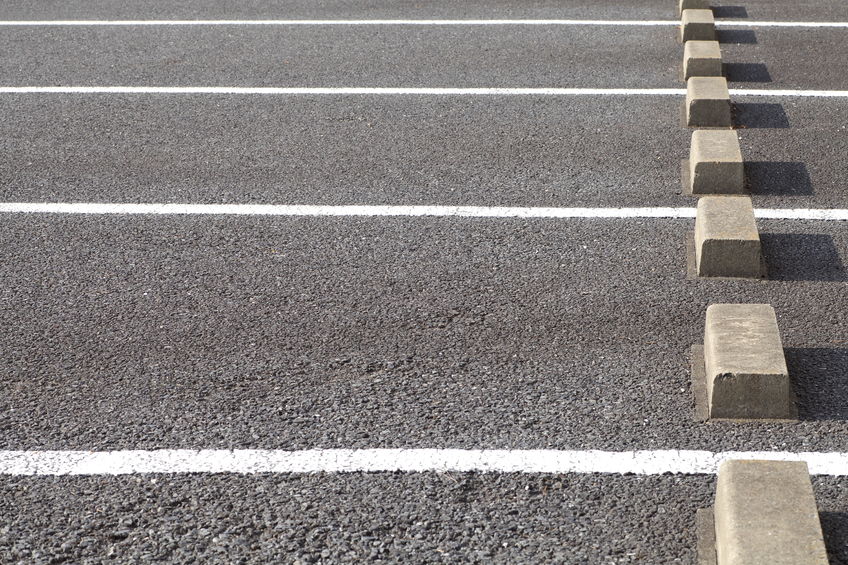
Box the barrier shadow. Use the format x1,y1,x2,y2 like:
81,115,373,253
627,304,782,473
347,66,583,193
724,62,772,83
746,162,812,195
761,234,847,282
717,29,757,44
712,6,749,18
733,103,790,129
820,512,848,563
786,348,848,421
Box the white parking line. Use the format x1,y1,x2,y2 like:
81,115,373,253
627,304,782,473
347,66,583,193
0,86,685,95
1,203,846,220
0,19,679,26
2,449,848,476
1,86,846,97
0,19,845,27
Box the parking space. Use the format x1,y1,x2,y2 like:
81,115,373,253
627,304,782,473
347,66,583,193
1,0,847,563
1,216,846,454
2,0,848,22
0,26,678,88
2,95,846,208
1,473,847,563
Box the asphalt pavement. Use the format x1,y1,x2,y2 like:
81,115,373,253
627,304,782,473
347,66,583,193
1,0,847,563
2,96,846,208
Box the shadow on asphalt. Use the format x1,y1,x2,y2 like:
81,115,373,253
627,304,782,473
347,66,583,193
712,6,749,18
761,234,847,282
733,103,790,128
819,512,848,563
786,348,848,421
724,62,772,83
716,29,757,44
746,161,813,195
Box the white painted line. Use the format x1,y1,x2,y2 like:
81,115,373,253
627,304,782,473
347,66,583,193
0,86,686,96
0,19,680,26
754,208,848,221
731,89,848,97
1,203,846,220
0,19,845,28
0,86,845,97
2,449,848,476
718,20,848,28
0,202,697,218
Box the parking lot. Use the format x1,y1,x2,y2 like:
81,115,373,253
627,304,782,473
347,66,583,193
1,1,847,563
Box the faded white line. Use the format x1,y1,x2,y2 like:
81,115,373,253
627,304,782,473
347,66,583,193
1,86,846,97
0,19,845,28
2,449,848,476
1,203,846,221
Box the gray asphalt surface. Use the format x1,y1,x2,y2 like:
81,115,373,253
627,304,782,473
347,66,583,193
2,96,846,208
2,1,847,564
0,27,846,90
1,0,847,21
1,474,847,564
2,216,847,453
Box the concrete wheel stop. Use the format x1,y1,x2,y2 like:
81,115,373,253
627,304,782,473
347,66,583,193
679,0,710,17
692,304,797,422
685,77,732,128
697,460,828,565
683,40,723,80
688,196,764,279
681,9,716,42
682,130,745,196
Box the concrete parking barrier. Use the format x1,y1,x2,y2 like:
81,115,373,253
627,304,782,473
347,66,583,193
713,460,827,565
684,40,723,79
695,196,762,278
686,77,732,127
679,0,710,16
703,304,796,420
688,130,744,194
681,9,716,42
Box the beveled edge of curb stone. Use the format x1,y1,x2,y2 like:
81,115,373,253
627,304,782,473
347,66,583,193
690,345,710,422
714,460,829,565
681,158,694,195
696,507,718,565
685,231,768,280
691,342,797,422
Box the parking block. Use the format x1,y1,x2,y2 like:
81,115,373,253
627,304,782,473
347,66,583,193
695,196,761,278
686,77,732,127
679,0,710,16
703,304,796,419
714,460,828,565
684,40,723,79
689,130,744,194
681,9,716,42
